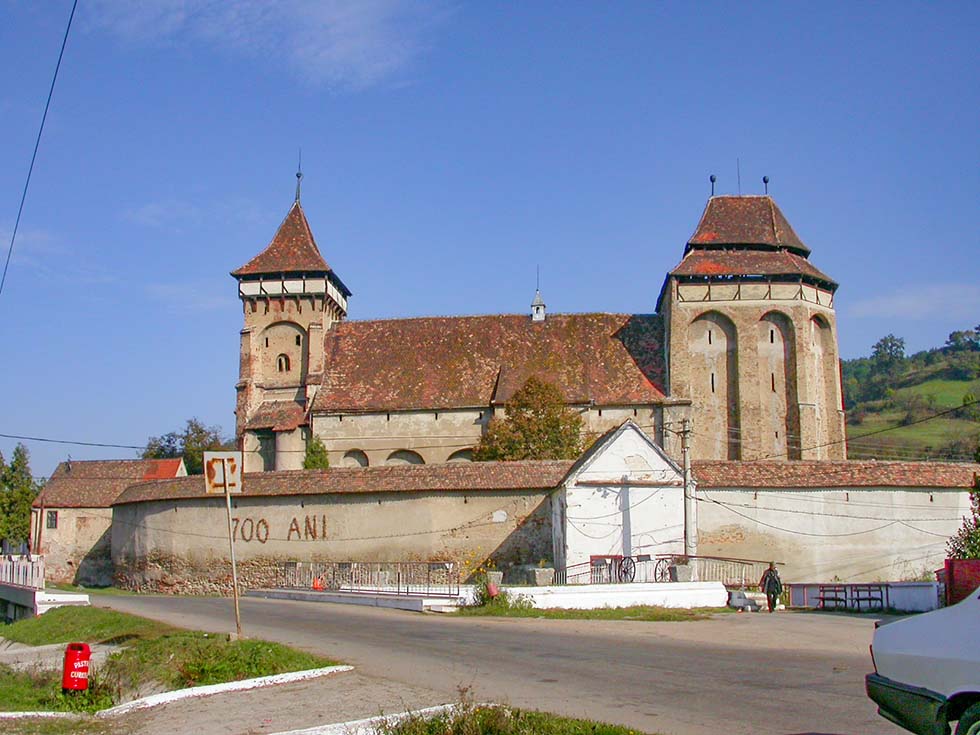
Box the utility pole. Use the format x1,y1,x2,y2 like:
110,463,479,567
681,419,698,569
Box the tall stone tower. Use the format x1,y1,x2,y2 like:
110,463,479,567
658,195,846,461
231,191,351,472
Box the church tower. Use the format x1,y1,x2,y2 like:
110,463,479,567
658,194,845,461
231,178,351,472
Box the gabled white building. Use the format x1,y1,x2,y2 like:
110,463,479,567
553,420,690,572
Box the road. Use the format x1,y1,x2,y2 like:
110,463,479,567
96,595,903,735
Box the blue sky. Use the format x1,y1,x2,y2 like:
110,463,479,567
1,1,978,477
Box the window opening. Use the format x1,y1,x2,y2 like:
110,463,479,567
277,354,290,372
710,373,715,393
771,373,776,392
295,335,301,346
46,510,58,529
265,337,269,347
707,330,712,345
770,329,775,344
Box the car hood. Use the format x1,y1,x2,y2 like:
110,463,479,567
872,590,980,697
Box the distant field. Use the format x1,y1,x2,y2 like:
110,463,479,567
846,411,978,461
892,376,980,408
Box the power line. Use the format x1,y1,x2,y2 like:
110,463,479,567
0,0,78,299
0,432,144,451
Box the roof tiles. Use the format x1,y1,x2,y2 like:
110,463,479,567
312,313,667,412
33,459,186,509
692,460,979,489
670,249,836,286
231,202,332,277
688,196,810,255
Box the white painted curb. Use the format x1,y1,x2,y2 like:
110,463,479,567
0,711,80,720
272,703,481,735
96,664,353,718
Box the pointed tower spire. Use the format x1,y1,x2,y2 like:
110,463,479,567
531,267,546,322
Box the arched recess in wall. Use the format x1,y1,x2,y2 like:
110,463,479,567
386,450,425,466
759,311,801,460
447,449,474,462
342,449,369,468
259,321,307,385
810,314,840,456
689,311,740,459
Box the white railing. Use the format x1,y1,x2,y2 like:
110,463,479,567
0,555,45,590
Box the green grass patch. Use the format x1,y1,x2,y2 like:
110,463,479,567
1,606,174,647
893,376,980,408
102,631,333,692
0,606,337,714
46,583,138,597
457,604,726,621
0,715,112,735
380,703,656,734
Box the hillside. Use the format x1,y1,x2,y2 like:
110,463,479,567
843,327,980,462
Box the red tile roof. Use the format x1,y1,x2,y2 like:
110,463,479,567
114,460,574,505
245,401,308,431
33,459,186,509
311,313,666,412
692,460,980,489
231,202,335,278
688,196,810,255
669,249,836,286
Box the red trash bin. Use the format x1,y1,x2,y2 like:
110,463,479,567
62,642,91,693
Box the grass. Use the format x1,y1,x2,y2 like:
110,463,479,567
846,411,979,460
0,716,112,735
457,604,727,621
46,583,138,597
0,606,336,714
893,376,980,408
380,703,656,734
1,605,173,647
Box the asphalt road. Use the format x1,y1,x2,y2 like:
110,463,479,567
96,595,904,735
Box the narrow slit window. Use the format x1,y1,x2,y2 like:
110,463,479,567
265,337,269,347
707,330,712,345
710,373,715,393
295,335,301,346
771,373,776,392
770,329,775,344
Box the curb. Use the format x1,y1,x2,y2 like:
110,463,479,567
271,703,472,735
0,665,352,721
97,664,354,717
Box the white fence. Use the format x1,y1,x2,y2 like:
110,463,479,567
0,555,45,590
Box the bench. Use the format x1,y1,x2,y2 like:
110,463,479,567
816,584,848,610
850,583,888,611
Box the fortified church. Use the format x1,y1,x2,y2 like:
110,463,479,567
232,183,846,472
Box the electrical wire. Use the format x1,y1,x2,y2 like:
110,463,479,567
1,0,78,299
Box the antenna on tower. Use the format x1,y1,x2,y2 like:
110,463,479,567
763,175,769,195
536,264,540,291
295,149,303,203
709,174,716,196
736,158,741,195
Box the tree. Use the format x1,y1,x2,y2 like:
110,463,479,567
303,435,330,469
143,418,231,475
945,326,980,353
474,376,583,461
947,476,980,560
870,334,906,376
0,444,39,545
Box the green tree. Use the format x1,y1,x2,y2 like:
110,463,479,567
871,334,906,376
303,435,330,469
947,476,980,560
0,444,39,545
143,418,232,475
474,376,583,461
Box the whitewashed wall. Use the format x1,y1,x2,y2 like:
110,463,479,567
696,486,970,583
555,423,686,570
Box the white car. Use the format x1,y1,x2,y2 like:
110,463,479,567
866,588,980,734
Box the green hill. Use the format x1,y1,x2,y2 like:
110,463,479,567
843,328,980,462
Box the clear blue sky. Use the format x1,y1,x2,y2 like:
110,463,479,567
2,2,978,477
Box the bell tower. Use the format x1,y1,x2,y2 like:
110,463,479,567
231,174,351,471
658,191,845,461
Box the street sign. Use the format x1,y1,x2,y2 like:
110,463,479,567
204,452,242,494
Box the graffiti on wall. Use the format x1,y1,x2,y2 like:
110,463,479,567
230,515,327,544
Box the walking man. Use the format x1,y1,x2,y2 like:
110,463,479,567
759,562,783,613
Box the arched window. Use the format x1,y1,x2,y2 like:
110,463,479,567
385,450,425,466
342,449,369,468
447,449,474,462
277,354,290,373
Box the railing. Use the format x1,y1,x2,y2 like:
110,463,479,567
275,560,460,598
0,554,45,590
555,554,774,587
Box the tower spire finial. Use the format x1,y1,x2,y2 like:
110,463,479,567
295,149,303,203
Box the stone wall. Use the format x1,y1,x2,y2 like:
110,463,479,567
112,488,554,594
30,507,113,586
